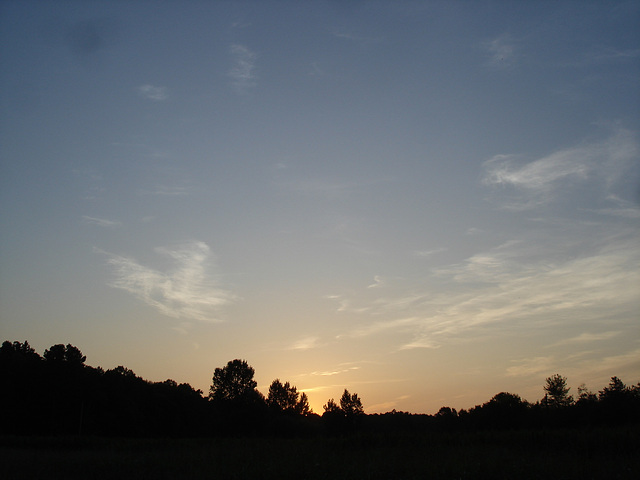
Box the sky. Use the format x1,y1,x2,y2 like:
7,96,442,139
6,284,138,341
1,0,639,415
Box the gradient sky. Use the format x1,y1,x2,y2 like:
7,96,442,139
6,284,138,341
1,1,639,414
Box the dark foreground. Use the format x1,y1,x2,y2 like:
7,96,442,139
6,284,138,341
1,427,638,480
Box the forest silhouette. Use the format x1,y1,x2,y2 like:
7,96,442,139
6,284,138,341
2,340,638,438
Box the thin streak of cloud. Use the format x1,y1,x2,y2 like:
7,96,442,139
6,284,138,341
482,128,639,210
334,233,639,351
138,84,168,101
566,47,640,67
229,44,257,93
506,356,556,377
289,336,320,351
413,247,447,258
329,295,373,314
82,215,121,228
98,241,235,323
331,31,382,45
338,317,422,340
309,366,360,377
139,185,194,196
579,348,640,374
590,195,640,219
403,237,639,349
506,347,640,381
592,207,640,219
550,331,621,348
483,152,589,191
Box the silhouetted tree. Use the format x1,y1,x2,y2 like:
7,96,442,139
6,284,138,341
434,406,459,430
322,398,344,434
0,341,44,434
107,365,137,378
267,379,298,413
208,359,265,434
471,392,531,429
7,337,640,438
596,376,640,424
322,389,364,434
340,389,364,418
43,344,86,366
267,379,312,415
43,344,66,363
598,376,628,401
40,343,89,434
323,398,340,413
0,340,40,362
209,359,259,404
577,383,597,403
297,392,311,416
436,406,458,417
542,374,573,407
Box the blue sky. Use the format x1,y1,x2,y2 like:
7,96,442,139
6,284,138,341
1,0,639,414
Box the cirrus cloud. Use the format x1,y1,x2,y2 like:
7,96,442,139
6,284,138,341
482,127,638,210
98,241,235,323
138,84,168,101
229,44,257,93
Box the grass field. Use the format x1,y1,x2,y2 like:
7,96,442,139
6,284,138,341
1,427,638,479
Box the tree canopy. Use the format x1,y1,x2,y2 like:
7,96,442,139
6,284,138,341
542,374,573,407
2,339,639,438
267,379,311,415
43,343,86,366
209,359,259,404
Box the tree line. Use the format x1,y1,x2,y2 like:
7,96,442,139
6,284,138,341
1,340,638,438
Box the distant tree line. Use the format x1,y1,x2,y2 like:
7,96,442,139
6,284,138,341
365,374,640,435
1,340,638,438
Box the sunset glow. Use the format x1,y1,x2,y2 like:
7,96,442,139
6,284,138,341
1,1,638,415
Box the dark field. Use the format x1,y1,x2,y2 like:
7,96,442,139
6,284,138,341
2,427,638,480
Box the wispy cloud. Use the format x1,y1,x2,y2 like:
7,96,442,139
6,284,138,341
326,294,372,314
328,129,638,360
99,241,235,323
482,128,639,210
482,34,517,68
331,31,382,46
566,47,640,67
405,236,639,349
506,347,640,382
308,366,360,377
367,275,384,288
581,348,640,374
229,44,257,93
138,84,168,101
82,215,121,228
338,317,422,340
334,232,639,351
591,195,640,219
550,331,621,348
483,152,588,192
289,336,321,351
139,185,194,196
506,356,556,377
413,247,447,258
